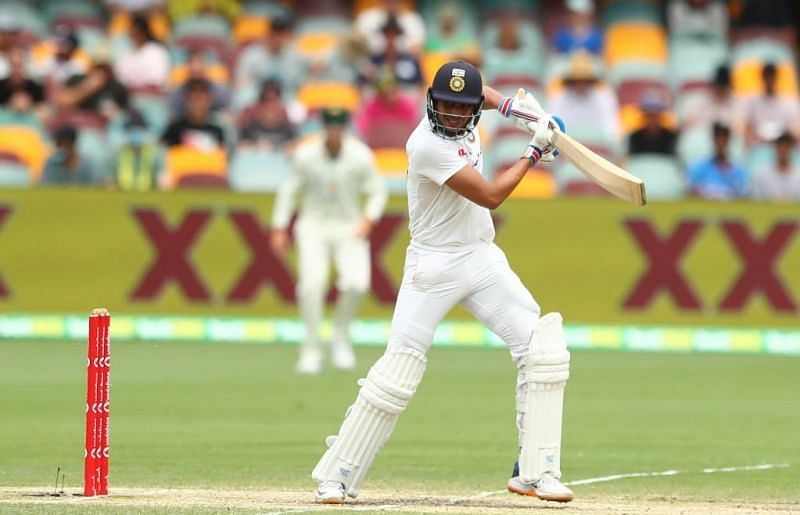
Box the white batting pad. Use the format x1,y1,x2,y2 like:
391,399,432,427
519,312,570,483
311,347,427,497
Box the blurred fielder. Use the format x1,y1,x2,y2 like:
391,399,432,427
311,61,574,503
271,107,387,375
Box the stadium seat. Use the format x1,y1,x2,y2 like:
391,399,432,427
478,0,540,19
242,0,292,17
108,11,170,41
173,15,231,41
0,126,49,181
608,60,668,89
166,146,228,185
617,79,670,107
373,148,408,177
421,51,452,87
176,174,229,188
170,62,229,86
677,125,745,166
0,161,32,188
0,2,47,42
228,150,290,192
130,93,170,134
605,22,667,68
732,59,798,97
601,0,662,27
296,82,360,112
295,31,340,57
233,15,269,45
76,128,112,177
625,153,687,200
732,38,794,66
668,36,729,92
620,104,678,135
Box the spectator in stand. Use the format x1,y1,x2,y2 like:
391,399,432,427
32,28,90,90
321,29,375,85
0,13,21,80
628,90,678,156
114,14,170,90
356,0,426,55
113,111,163,191
424,3,478,62
238,79,297,153
161,78,225,150
169,49,229,119
688,123,748,199
683,65,737,129
355,67,417,148
56,49,129,120
667,0,728,40
739,62,800,145
167,0,239,21
366,16,423,92
0,47,46,120
41,125,97,185
548,51,620,146
552,0,603,55
752,131,800,201
235,14,308,98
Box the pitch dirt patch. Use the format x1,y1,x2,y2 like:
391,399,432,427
0,487,796,514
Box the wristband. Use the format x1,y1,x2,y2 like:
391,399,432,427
522,145,542,165
498,97,513,117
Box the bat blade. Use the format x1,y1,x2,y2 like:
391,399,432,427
552,131,647,206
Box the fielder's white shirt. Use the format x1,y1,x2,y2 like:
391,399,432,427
272,134,387,229
405,117,494,249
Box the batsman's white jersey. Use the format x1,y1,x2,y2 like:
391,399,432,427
390,117,539,363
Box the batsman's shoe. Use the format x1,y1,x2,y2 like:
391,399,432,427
315,480,346,504
507,467,573,503
296,346,323,375
331,340,356,370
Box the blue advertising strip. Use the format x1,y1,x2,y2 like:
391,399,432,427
0,315,799,356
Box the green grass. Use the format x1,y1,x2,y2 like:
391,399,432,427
0,341,798,504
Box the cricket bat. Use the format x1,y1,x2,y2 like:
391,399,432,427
551,131,647,206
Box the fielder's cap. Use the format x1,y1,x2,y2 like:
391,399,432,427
322,107,349,126
430,60,483,105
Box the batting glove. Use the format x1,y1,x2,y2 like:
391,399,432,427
521,117,555,165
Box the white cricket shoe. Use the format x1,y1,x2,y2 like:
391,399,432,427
331,340,356,370
507,472,574,503
315,480,346,504
296,346,323,375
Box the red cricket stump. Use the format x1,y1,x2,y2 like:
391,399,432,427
84,308,111,497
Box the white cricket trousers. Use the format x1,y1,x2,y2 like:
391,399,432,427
387,242,540,363
294,216,371,348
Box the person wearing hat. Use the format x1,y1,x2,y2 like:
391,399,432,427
628,89,678,156
366,14,423,89
548,51,620,146
271,106,388,375
354,67,417,147
355,0,426,55
311,61,574,505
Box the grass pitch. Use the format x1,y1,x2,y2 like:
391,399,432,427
0,340,797,513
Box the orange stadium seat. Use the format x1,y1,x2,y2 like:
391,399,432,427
165,146,228,186
604,22,667,68
296,82,360,112
620,104,678,134
373,148,408,177
422,51,452,88
0,127,49,181
108,11,170,41
295,32,340,57
170,62,230,86
509,170,557,199
233,15,269,45
732,59,798,97
31,42,92,71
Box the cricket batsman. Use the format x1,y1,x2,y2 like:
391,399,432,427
271,107,388,375
310,61,574,503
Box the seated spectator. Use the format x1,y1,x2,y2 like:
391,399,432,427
0,13,21,80
752,131,800,201
169,50,229,119
552,0,603,55
0,47,46,118
57,50,129,120
114,111,163,191
366,16,423,91
161,78,225,150
739,62,800,145
239,79,297,153
667,0,728,40
688,123,748,199
355,68,417,148
356,0,426,55
32,28,90,89
41,125,97,185
628,90,678,156
320,29,375,85
548,51,620,146
425,3,478,61
683,65,737,129
167,0,239,21
114,14,170,90
235,15,308,98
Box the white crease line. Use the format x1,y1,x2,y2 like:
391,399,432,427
446,462,790,504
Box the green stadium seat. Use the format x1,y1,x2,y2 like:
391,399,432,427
0,161,32,187
625,153,687,200
228,150,290,192
732,38,794,65
669,36,729,91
